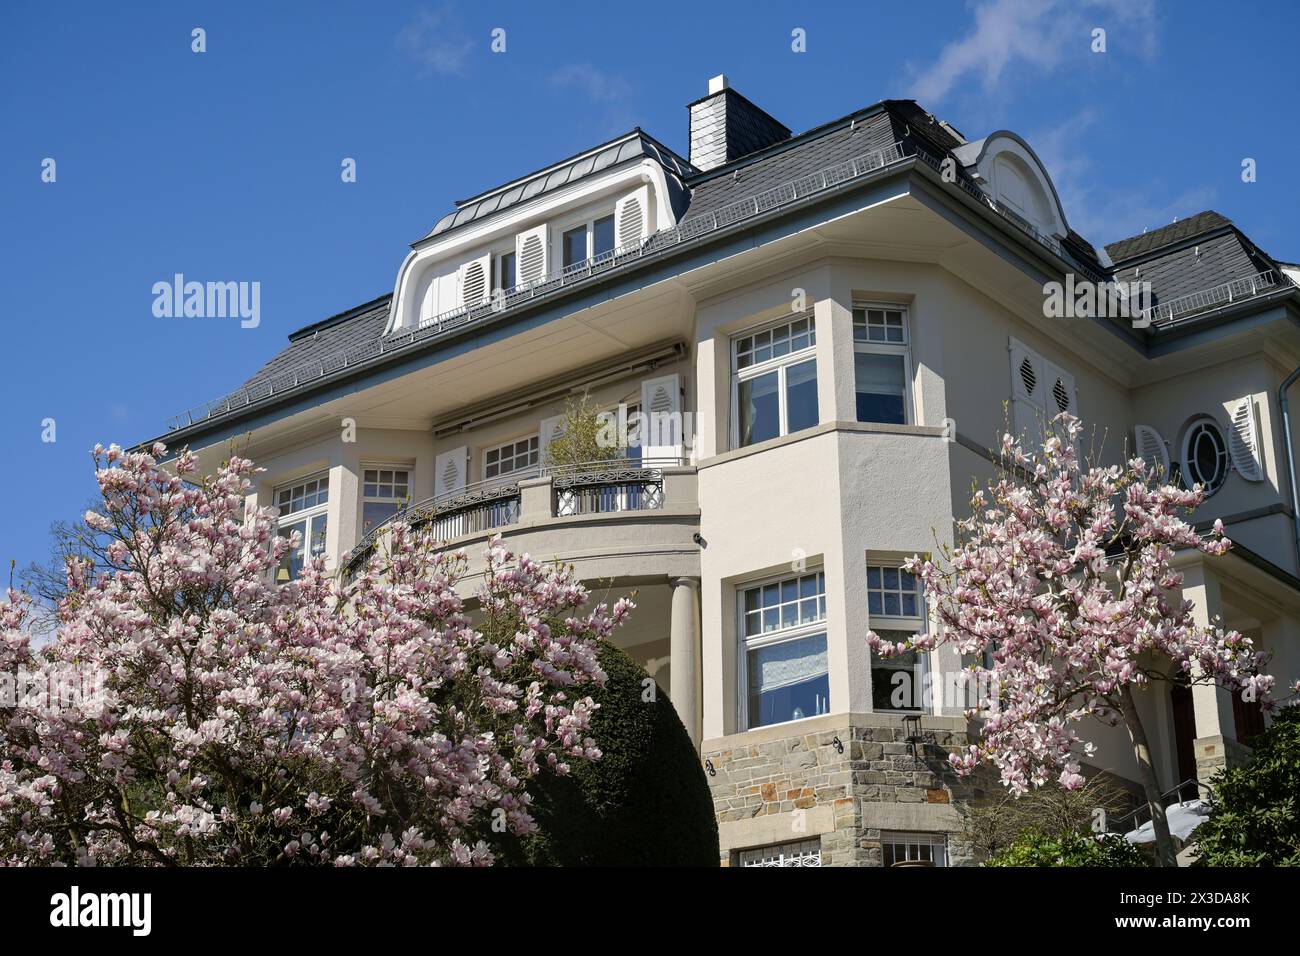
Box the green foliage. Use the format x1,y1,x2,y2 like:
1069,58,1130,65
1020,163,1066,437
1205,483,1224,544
542,391,625,471
1194,706,1300,866
984,828,1148,867
963,774,1134,861
497,641,719,866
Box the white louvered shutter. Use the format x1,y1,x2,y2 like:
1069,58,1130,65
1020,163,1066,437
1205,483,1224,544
433,446,467,499
515,225,549,286
1133,424,1171,477
615,186,651,250
458,254,490,308
1009,339,1045,443
640,373,682,462
539,414,566,466
1228,397,1264,481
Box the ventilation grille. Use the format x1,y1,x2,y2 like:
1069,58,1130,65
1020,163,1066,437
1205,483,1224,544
461,261,486,306
618,197,644,247
1052,377,1070,411
519,235,545,284
1019,356,1037,396
649,382,673,414
441,458,459,490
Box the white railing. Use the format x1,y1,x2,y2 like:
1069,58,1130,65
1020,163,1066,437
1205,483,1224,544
1136,269,1288,327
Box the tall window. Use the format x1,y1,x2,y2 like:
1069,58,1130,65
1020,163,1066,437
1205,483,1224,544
881,832,947,867
361,467,410,536
733,316,818,448
867,562,928,712
495,251,516,292
740,570,829,729
275,473,329,582
484,435,539,480
853,306,910,425
562,214,615,268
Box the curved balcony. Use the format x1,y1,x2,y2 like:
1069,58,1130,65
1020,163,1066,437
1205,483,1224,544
343,458,700,584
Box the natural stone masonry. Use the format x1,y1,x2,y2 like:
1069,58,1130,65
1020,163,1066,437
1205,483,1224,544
1193,734,1252,793
703,712,991,867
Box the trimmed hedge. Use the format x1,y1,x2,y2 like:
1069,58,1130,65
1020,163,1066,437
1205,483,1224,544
498,641,719,866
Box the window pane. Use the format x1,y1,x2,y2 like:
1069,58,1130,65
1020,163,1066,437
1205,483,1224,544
362,501,400,534
499,252,516,290
593,215,615,257
785,359,819,433
738,371,780,447
871,638,924,711
748,634,830,728
855,352,907,424
563,225,587,267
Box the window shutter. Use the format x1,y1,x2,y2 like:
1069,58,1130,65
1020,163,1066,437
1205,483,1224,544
515,225,549,286
1009,339,1044,442
1228,397,1264,482
1133,424,1171,477
433,446,467,499
458,254,490,308
640,373,682,462
615,186,651,250
539,414,566,466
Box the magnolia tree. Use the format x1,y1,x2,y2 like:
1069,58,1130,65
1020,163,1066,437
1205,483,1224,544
0,443,631,866
870,414,1291,867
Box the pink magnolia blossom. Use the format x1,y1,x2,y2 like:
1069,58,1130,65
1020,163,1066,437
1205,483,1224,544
868,415,1290,866
0,443,630,866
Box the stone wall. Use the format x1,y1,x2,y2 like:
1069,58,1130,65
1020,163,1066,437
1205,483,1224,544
1193,734,1253,793
703,712,990,867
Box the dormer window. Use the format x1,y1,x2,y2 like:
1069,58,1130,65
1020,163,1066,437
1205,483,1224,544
495,251,516,293
562,214,616,268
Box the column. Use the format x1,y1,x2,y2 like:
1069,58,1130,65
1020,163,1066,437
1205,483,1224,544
670,576,702,748
1181,564,1235,740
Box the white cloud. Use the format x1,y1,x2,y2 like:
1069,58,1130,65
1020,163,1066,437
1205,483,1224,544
548,64,633,103
909,0,1158,104
395,5,473,76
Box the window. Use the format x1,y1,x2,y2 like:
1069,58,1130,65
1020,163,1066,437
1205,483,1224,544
361,467,410,536
737,839,822,867
275,473,330,582
484,435,539,480
561,214,615,268
853,306,911,425
740,571,829,729
881,832,947,867
733,316,819,448
495,251,516,293
867,563,928,712
1181,417,1229,495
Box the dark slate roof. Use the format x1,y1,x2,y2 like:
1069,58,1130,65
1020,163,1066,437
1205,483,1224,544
1104,211,1233,263
423,130,695,241
237,295,391,393
681,100,962,225
1105,211,1279,313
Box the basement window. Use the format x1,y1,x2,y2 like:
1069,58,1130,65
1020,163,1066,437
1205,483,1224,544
737,839,822,867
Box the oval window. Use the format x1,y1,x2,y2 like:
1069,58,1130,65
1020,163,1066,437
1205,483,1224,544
1181,418,1229,495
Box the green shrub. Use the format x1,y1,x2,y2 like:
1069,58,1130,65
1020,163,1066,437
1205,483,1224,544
1194,706,1300,866
497,641,719,866
985,828,1148,867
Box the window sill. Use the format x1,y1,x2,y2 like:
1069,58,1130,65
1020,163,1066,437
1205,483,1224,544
701,420,947,470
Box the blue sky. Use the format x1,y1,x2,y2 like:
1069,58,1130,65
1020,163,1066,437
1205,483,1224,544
2,0,1298,578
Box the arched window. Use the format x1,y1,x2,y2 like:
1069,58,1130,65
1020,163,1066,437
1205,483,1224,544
1181,417,1229,495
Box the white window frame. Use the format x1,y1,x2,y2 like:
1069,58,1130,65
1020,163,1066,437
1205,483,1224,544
274,472,330,582
736,569,830,731
559,211,616,269
493,248,517,294
483,434,540,480
880,831,948,867
866,561,929,714
737,838,823,867
852,303,914,426
1180,416,1230,496
360,464,412,537
730,315,819,449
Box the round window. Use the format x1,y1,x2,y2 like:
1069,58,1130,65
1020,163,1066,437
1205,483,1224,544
1181,418,1229,495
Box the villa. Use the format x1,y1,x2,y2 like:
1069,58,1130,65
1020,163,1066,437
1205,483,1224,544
144,76,1300,867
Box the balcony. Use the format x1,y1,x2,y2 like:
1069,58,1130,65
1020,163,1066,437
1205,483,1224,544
343,458,699,583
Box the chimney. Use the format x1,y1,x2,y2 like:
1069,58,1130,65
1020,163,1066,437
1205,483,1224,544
688,75,791,172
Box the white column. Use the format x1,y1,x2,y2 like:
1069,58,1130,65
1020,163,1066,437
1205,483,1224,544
1182,564,1236,739
670,576,702,748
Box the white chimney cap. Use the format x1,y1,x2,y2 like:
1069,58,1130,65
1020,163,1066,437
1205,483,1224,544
708,74,729,95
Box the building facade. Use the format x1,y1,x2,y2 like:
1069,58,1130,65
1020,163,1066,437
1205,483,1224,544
148,76,1300,866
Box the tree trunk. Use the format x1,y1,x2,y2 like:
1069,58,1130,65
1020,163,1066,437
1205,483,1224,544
1118,685,1178,867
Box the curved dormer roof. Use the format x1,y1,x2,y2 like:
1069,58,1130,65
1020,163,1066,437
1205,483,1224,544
952,130,1071,240
421,130,696,243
